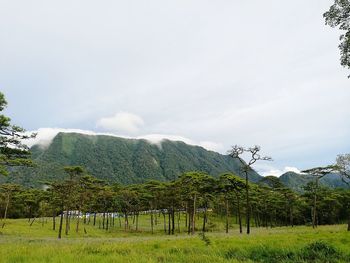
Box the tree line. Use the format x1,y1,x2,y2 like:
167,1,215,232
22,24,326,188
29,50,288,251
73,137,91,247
1,165,350,239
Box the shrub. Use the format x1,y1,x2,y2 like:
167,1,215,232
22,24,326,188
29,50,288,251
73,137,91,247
299,241,341,262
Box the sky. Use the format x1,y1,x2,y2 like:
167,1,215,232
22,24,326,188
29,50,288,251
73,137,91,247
1,0,349,176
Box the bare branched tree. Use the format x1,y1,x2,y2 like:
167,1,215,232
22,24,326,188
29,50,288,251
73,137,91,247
301,165,338,229
335,154,350,231
228,145,272,234
336,154,350,181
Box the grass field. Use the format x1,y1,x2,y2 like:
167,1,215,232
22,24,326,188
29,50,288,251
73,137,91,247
0,217,349,262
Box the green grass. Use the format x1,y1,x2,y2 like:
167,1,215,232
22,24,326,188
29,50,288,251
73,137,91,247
0,217,349,262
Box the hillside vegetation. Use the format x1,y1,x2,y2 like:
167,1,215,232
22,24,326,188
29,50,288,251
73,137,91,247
279,171,349,193
2,132,349,192
2,132,261,187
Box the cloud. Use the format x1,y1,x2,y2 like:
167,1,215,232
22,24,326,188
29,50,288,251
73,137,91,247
96,112,144,134
197,141,224,152
139,134,223,152
258,166,301,177
25,128,101,149
24,128,223,152
1,0,349,173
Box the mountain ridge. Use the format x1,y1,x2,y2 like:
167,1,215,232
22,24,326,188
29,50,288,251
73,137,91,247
3,132,348,192
279,171,349,192
3,132,262,187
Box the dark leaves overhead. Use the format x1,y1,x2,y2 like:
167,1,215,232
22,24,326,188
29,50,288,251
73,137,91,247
324,0,350,76
0,92,36,176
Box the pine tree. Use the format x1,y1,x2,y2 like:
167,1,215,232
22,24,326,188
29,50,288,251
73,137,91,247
0,92,35,176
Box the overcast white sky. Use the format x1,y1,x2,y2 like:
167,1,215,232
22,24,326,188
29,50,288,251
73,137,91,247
1,0,349,176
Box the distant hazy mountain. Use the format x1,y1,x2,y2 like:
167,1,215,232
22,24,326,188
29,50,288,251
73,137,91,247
279,171,349,192
2,132,261,188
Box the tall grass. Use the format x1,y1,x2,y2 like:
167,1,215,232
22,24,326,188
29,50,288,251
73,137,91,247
0,218,349,262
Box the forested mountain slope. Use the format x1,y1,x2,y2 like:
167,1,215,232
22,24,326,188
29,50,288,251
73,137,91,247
2,132,261,188
279,171,349,192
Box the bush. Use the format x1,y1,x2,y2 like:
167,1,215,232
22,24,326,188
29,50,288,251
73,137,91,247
299,241,341,262
248,246,295,263
223,241,348,263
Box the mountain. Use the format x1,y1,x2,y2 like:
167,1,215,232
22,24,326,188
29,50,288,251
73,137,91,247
1,132,262,188
279,171,349,192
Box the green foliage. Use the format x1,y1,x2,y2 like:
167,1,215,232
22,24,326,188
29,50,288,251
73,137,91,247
0,92,35,176
324,0,350,77
1,223,350,263
259,175,285,189
224,240,347,263
2,169,350,232
219,173,246,194
279,172,349,193
300,241,342,262
198,232,211,246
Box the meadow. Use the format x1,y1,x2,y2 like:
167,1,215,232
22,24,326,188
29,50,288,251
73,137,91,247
0,215,349,263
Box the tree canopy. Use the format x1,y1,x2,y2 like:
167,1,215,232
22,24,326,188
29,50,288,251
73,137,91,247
0,92,35,176
324,0,350,76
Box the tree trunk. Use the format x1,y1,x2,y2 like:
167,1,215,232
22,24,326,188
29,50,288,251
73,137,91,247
283,199,287,226
52,211,56,231
171,208,175,235
187,210,191,234
58,207,64,239
102,212,105,229
150,210,154,234
255,212,259,228
192,194,196,235
252,213,257,227
68,213,71,231
1,193,10,228
106,213,109,231
245,171,250,234
225,198,229,234
237,196,242,234
76,210,80,233
28,207,32,223
65,210,69,235
163,211,167,233
135,213,138,231
312,178,318,229
124,212,129,231
29,217,36,226
202,205,207,232
93,212,96,226
168,210,171,235
155,210,158,225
